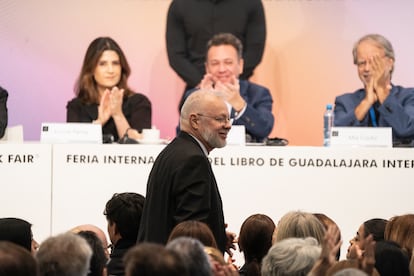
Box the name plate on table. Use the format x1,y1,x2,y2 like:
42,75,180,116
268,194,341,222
330,127,392,148
40,123,102,144
226,125,246,146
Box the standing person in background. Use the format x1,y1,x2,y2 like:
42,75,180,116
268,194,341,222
137,90,233,255
67,37,151,142
0,86,8,139
166,0,266,111
334,34,414,146
181,33,274,142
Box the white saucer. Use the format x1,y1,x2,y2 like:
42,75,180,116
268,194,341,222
246,142,266,146
137,139,166,145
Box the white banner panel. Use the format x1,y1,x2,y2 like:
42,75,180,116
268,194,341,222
51,144,414,262
52,144,162,235
0,143,52,243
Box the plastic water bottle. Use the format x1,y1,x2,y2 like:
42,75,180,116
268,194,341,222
323,104,334,147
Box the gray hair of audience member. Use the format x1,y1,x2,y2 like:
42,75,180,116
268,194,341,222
352,34,395,74
124,243,189,276
0,241,39,276
332,268,368,276
261,237,321,276
36,232,92,276
275,211,326,244
167,236,213,276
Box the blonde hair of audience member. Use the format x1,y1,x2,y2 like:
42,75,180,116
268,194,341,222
384,214,414,261
168,220,218,248
124,243,189,276
0,241,39,276
238,214,275,276
261,237,321,276
274,211,325,244
205,246,239,276
205,246,226,265
36,232,93,276
70,224,110,258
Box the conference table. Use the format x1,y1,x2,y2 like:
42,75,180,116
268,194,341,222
1,142,413,261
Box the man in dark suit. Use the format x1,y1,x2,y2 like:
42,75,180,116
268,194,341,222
182,33,274,142
0,86,8,139
137,90,231,254
166,0,266,111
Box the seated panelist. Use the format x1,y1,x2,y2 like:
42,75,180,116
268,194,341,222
181,33,274,143
66,37,151,142
334,34,414,146
0,86,8,139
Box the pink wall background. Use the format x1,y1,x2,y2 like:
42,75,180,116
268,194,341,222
1,0,413,145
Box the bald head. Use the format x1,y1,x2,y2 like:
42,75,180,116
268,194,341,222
180,90,227,131
70,224,109,257
180,90,231,152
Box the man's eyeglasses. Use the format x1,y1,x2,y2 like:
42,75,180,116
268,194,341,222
197,113,233,125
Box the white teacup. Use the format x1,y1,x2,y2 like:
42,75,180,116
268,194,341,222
141,128,160,141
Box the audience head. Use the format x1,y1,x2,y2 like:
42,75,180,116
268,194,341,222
168,220,218,248
77,230,108,276
204,246,226,265
36,232,92,276
352,34,395,86
104,192,145,244
70,224,110,258
261,237,321,276
274,211,325,244
180,90,231,152
238,213,275,274
313,213,342,260
347,218,387,259
123,242,188,276
374,240,409,276
332,268,368,276
0,241,39,276
75,36,132,103
0,217,38,253
384,214,414,260
205,33,244,83
167,236,212,276
327,259,380,276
